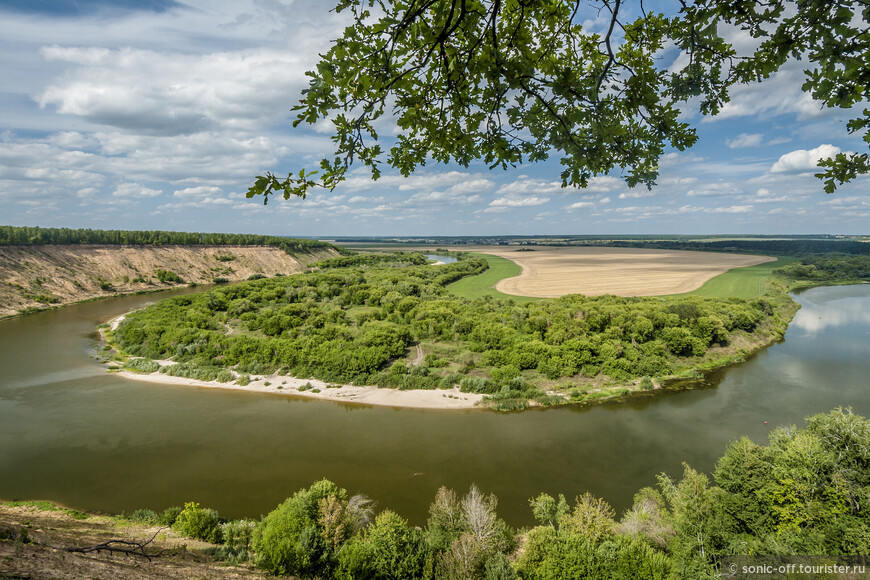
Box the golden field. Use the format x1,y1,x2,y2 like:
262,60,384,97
471,246,775,297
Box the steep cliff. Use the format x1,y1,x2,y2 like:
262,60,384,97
0,244,338,318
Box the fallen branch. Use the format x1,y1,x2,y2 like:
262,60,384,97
66,526,167,561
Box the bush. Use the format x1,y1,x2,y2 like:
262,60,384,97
123,358,160,373
158,506,183,526
459,376,492,394
222,519,256,552
252,479,347,577
172,501,222,543
247,273,266,280
155,269,183,284
128,509,158,524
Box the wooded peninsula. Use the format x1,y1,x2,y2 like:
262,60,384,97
105,250,870,410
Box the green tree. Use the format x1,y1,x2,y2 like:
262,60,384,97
248,0,869,203
252,479,348,577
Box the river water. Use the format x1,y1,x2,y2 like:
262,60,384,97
0,285,868,526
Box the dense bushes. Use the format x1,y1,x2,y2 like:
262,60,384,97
774,254,870,284
149,409,870,578
112,253,784,405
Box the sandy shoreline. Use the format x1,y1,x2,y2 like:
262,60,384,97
103,314,483,410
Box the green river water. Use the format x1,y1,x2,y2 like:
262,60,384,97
1,284,869,526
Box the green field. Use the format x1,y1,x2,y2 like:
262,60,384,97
672,256,795,299
446,253,543,302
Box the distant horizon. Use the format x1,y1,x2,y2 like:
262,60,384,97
2,224,866,240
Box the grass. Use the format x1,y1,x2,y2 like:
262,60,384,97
668,256,796,299
3,500,89,520
446,253,544,303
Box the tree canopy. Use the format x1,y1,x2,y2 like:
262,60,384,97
247,0,869,203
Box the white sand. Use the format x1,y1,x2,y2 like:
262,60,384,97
115,368,484,410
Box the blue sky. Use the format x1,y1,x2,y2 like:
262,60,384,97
0,0,867,237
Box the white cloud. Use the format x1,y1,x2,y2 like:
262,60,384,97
710,64,828,121
770,144,841,174
173,186,222,198
489,196,550,208
726,133,764,148
619,190,656,199
494,178,565,197
39,47,309,135
709,205,753,214
112,183,162,197
686,182,744,197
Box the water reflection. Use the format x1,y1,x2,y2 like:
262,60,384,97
791,291,870,334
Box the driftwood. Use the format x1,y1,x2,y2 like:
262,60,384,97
65,527,167,561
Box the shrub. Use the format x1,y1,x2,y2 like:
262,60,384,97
459,376,492,394
123,358,160,374
252,479,347,577
158,506,183,526
247,273,266,280
222,519,256,552
33,294,60,304
173,501,222,543
128,509,158,524
236,374,250,386
155,269,183,284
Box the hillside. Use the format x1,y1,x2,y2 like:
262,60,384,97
0,501,270,579
0,244,337,318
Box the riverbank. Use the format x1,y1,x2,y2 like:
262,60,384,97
0,243,337,319
115,367,485,410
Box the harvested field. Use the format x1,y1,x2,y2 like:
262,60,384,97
468,246,776,297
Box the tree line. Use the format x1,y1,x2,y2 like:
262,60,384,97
602,239,870,256
130,408,870,579
0,225,338,256
774,254,870,284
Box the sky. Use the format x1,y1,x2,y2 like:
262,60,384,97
0,0,867,237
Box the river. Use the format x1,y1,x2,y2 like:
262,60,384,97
0,285,868,526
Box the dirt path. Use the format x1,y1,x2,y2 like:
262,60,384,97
411,343,424,366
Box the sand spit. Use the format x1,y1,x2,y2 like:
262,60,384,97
115,368,484,410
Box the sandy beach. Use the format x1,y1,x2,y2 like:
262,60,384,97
115,368,484,409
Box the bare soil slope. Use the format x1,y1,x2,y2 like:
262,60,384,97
0,503,271,579
0,245,337,318
471,246,775,297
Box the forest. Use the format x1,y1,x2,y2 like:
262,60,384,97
124,408,870,579
0,225,337,256
110,252,800,409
